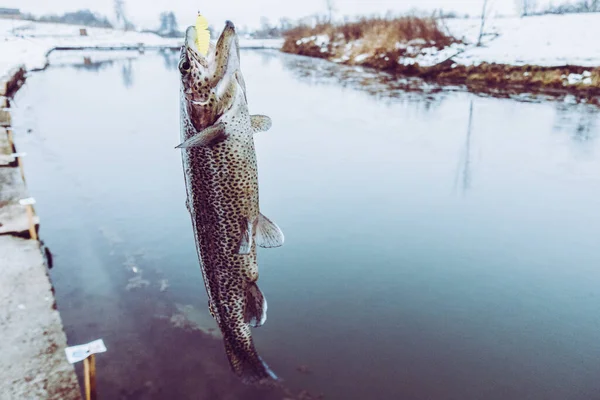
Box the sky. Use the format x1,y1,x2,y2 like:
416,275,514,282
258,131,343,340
4,0,551,30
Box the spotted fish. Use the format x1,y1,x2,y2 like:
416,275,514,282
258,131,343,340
176,21,284,384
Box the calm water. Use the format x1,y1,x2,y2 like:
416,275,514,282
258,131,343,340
11,50,600,400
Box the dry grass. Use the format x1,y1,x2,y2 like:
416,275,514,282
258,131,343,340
336,16,454,48
282,16,456,59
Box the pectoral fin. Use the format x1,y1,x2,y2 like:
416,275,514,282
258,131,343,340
251,115,272,133
175,122,227,148
245,282,267,327
237,217,253,255
255,213,284,248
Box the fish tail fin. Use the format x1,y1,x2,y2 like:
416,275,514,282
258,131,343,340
223,334,278,385
244,282,267,328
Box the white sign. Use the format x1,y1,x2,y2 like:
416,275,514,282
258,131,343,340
19,198,36,206
65,339,107,364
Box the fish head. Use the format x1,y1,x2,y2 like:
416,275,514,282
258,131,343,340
179,20,246,132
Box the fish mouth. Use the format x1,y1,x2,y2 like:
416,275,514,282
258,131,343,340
181,20,239,83
180,20,243,131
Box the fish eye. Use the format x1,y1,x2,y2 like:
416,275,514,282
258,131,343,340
179,58,191,74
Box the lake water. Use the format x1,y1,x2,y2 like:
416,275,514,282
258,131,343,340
11,49,600,400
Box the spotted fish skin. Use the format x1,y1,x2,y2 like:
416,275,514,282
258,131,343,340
177,21,283,384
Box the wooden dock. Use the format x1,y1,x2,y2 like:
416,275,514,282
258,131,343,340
0,68,81,399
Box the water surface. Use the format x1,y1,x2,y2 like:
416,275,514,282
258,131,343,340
11,49,600,400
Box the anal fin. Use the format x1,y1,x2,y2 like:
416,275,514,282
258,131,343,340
244,282,267,327
255,213,284,248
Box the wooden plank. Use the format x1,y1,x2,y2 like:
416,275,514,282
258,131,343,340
0,97,7,108
0,109,10,127
0,167,39,238
0,128,15,166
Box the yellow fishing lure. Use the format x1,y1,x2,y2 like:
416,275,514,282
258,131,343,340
195,13,210,56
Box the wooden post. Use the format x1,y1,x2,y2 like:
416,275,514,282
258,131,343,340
83,354,97,400
24,204,37,241
7,129,13,151
19,198,37,241
16,155,25,182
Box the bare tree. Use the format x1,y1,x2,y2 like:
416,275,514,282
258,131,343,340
325,0,337,23
158,11,178,37
114,0,134,30
279,17,293,32
477,0,490,46
581,0,600,11
515,0,538,16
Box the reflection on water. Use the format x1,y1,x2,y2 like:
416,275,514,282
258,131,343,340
121,60,134,88
11,50,600,400
279,51,448,109
159,49,179,71
455,100,475,194
554,102,599,143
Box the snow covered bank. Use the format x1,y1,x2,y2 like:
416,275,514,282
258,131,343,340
0,20,177,79
0,20,283,81
285,14,600,69
282,13,600,99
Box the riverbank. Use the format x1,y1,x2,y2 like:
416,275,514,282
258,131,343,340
0,20,184,400
282,14,600,103
0,21,178,398
0,68,81,399
0,19,282,76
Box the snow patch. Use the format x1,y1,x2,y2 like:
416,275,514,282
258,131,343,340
445,14,600,67
354,53,370,63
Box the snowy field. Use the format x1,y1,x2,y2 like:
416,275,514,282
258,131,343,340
0,19,283,81
445,13,600,67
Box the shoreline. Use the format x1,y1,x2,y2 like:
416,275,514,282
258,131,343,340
0,68,81,399
281,42,600,105
280,14,600,105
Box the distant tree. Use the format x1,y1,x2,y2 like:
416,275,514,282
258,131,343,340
37,9,113,28
580,0,600,11
477,0,491,46
325,0,337,23
158,11,179,37
254,16,281,38
515,0,538,16
260,16,271,31
114,0,134,30
279,17,294,32
540,0,600,14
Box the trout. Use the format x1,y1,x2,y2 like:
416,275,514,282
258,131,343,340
176,21,284,384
